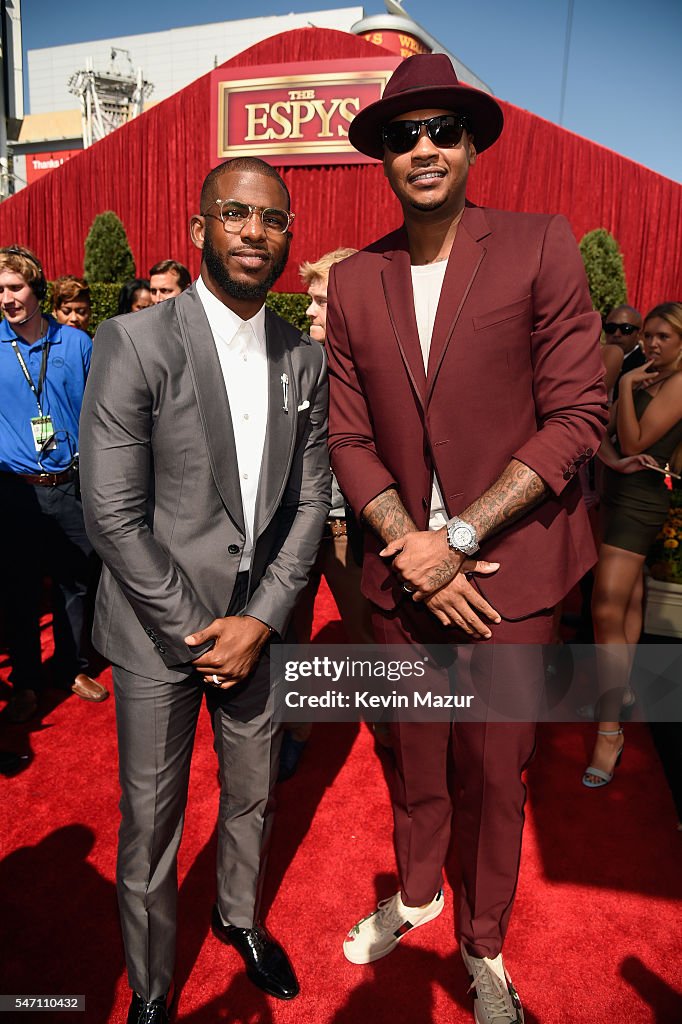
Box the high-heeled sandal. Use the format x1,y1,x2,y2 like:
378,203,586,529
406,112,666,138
582,728,624,788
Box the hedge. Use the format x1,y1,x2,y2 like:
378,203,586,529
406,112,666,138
264,292,309,332
43,285,310,334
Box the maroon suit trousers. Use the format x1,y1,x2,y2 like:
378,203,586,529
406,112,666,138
371,598,554,959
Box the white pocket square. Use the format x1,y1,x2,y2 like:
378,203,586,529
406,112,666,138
297,400,310,412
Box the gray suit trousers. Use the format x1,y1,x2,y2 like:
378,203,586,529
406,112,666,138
113,576,282,1002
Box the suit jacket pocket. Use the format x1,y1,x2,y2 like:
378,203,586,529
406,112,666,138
294,400,313,446
472,295,531,332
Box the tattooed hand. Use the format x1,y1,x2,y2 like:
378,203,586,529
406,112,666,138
425,560,501,637
381,528,463,599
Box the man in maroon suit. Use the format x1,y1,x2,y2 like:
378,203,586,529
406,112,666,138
325,54,607,1023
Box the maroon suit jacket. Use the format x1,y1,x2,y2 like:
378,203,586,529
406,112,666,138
325,203,608,620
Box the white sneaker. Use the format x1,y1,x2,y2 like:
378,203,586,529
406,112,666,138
343,889,444,964
461,947,524,1024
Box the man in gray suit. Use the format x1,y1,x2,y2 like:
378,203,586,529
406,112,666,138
79,157,330,1024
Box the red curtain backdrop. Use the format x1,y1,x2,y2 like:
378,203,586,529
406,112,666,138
1,28,680,313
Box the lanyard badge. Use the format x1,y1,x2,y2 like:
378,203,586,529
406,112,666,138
30,415,57,452
11,337,58,453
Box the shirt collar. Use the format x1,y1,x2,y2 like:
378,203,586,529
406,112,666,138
0,313,63,348
195,275,266,350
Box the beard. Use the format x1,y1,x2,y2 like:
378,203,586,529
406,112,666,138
407,192,447,213
203,230,290,301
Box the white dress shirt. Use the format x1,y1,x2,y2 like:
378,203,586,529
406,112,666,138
195,275,268,571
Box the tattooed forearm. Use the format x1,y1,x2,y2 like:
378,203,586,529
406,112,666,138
362,488,418,544
463,459,547,543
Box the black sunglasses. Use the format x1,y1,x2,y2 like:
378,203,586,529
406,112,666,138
603,322,638,336
381,114,469,154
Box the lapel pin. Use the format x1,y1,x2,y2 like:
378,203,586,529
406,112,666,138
281,372,289,412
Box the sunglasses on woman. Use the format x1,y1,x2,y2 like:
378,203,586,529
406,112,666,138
381,114,470,155
603,322,639,336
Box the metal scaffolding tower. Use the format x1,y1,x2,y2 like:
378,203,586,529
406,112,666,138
68,48,153,149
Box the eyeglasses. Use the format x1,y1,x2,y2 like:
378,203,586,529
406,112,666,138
603,322,638,336
381,114,469,155
201,199,294,235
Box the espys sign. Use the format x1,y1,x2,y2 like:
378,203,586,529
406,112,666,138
211,58,401,166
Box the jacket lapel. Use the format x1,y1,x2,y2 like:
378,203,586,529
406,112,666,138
253,308,297,537
426,205,490,403
175,286,245,535
381,229,426,407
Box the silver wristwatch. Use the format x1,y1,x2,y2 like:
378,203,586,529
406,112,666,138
446,516,479,556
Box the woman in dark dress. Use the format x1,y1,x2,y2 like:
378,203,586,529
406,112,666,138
117,278,152,315
585,302,682,787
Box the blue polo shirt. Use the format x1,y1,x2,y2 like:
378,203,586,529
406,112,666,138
0,315,92,474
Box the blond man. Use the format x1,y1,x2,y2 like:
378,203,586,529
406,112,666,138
280,248,374,780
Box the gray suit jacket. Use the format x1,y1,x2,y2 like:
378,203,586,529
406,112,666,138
79,284,330,682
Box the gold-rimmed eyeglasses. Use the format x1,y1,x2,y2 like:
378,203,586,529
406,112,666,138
201,199,294,235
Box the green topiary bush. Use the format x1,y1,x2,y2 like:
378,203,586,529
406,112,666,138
266,292,309,332
579,228,628,317
84,211,136,284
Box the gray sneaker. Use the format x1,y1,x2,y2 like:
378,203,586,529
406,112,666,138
461,947,524,1024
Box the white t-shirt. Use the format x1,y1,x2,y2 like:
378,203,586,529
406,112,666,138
411,261,449,531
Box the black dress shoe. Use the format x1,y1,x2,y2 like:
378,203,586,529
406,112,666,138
278,732,308,782
211,905,300,1000
126,991,170,1023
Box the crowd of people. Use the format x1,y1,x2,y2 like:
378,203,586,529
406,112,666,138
0,253,193,724
1,52,680,1024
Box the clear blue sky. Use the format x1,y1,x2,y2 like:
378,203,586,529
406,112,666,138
23,0,681,183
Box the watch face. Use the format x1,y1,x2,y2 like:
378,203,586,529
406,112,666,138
453,526,473,548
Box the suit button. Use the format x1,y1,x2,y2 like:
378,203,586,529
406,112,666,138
585,447,594,458
563,469,572,481
228,544,240,555
568,464,577,476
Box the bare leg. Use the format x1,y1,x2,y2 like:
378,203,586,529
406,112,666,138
622,572,643,704
587,543,646,784
624,571,644,646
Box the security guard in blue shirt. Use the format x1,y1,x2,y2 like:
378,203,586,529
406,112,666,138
0,245,109,722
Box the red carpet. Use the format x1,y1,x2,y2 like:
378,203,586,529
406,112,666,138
2,581,681,1024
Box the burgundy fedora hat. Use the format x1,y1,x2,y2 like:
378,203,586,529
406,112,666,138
348,53,504,160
